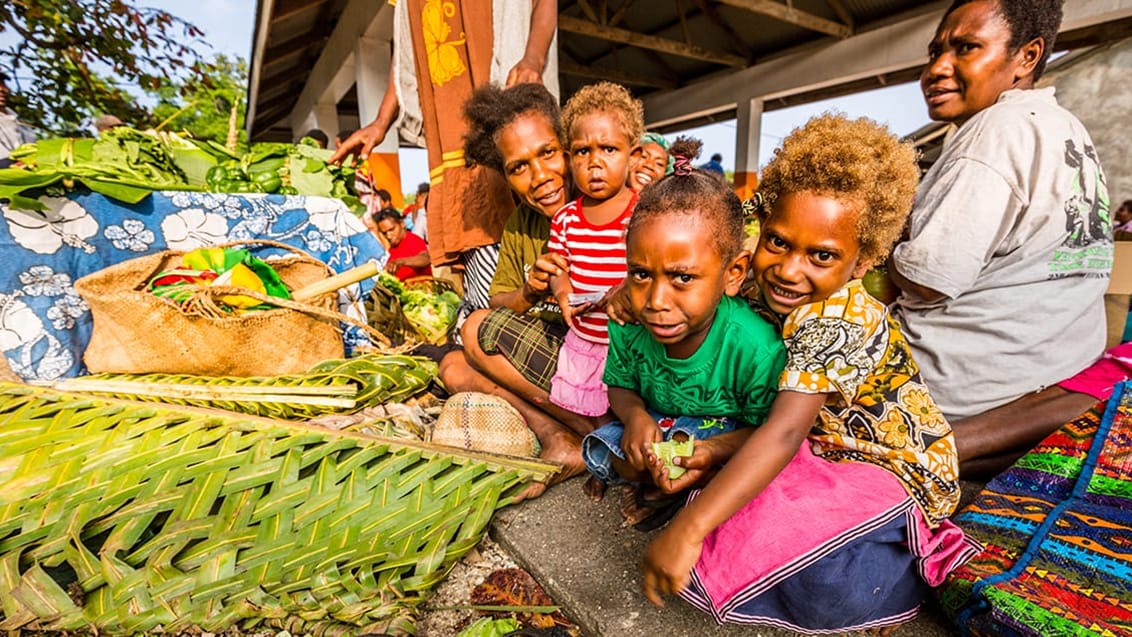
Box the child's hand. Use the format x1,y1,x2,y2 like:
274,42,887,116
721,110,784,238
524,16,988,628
647,442,718,494
556,295,594,324
622,417,663,472
641,520,703,606
523,253,568,304
601,280,637,325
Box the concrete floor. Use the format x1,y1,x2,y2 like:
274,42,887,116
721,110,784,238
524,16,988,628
491,477,970,637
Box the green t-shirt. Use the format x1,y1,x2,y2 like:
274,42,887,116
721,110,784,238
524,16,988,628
488,203,562,324
603,295,785,426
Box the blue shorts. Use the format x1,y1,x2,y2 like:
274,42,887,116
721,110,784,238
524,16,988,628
582,411,740,486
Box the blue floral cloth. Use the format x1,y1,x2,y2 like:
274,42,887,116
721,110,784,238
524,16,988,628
1,189,387,381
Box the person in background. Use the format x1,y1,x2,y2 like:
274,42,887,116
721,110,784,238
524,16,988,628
303,128,329,149
330,0,559,319
698,152,724,176
409,182,429,241
374,188,394,211
627,131,670,191
1114,199,1132,236
0,71,36,168
335,128,356,149
376,207,432,281
889,0,1112,477
94,114,124,136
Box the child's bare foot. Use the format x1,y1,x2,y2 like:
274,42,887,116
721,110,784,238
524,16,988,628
866,622,905,636
512,430,585,503
583,474,606,501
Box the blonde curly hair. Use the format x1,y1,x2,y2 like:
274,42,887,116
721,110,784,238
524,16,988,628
561,81,644,148
758,113,920,264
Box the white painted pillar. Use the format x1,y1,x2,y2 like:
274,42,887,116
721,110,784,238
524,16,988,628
355,34,404,206
734,96,764,197
355,36,398,154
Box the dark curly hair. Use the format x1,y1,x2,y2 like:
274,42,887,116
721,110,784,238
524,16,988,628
943,0,1063,80
627,136,746,262
561,81,645,151
463,83,563,172
758,114,920,265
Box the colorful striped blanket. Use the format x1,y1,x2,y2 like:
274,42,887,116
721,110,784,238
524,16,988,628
940,381,1132,636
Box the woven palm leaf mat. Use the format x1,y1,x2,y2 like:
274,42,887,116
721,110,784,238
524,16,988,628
0,382,558,635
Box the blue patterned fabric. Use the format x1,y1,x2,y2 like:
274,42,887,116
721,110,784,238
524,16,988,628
1,189,387,381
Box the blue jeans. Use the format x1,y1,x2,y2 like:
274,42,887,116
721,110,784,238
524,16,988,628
582,411,740,485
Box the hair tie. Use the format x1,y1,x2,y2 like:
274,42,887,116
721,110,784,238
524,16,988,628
672,154,693,176
741,193,766,218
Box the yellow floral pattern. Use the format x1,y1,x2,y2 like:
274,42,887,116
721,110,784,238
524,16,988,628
774,279,961,525
422,0,467,87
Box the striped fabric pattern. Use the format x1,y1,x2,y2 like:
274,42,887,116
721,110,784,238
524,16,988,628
546,196,634,344
940,381,1132,637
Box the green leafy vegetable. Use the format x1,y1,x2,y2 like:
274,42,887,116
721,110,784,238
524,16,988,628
0,127,363,212
651,436,695,480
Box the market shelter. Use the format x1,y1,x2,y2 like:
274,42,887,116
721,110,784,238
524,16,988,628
246,0,1132,197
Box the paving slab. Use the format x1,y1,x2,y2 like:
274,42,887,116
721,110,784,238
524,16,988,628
492,477,969,637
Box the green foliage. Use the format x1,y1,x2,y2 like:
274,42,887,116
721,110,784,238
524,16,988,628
149,54,248,148
0,1,212,134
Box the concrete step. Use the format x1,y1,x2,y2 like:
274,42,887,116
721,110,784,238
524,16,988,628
491,477,961,637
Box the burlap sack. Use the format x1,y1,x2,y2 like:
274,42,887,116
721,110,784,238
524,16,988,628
75,241,344,376
430,392,540,458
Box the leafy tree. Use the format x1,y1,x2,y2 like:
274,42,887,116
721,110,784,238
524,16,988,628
0,1,211,134
150,54,248,149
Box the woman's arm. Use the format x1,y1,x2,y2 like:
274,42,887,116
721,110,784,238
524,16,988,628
887,258,945,304
640,390,827,606
506,0,558,86
489,251,568,312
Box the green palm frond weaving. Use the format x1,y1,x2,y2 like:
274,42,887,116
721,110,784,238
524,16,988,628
0,383,558,635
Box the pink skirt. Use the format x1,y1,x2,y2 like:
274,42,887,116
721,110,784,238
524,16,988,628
549,329,610,417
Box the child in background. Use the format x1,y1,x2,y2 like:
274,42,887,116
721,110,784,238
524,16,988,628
582,138,786,530
627,132,671,191
546,82,643,418
640,115,977,634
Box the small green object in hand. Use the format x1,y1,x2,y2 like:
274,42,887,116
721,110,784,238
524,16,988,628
651,435,695,480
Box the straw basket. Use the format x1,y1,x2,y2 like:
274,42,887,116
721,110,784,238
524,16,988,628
0,382,558,634
365,276,459,346
75,240,344,377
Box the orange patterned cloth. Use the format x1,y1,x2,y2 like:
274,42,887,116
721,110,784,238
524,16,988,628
402,0,513,266
769,279,961,525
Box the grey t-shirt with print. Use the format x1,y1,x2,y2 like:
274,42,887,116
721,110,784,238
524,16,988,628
893,88,1111,421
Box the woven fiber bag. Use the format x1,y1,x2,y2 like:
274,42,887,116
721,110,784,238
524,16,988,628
431,392,541,458
75,240,343,376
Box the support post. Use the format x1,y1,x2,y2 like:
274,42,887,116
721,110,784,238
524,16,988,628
733,96,763,201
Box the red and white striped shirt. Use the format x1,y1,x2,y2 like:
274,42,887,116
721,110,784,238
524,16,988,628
547,195,637,344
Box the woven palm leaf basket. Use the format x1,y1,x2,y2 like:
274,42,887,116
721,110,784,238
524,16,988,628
0,382,557,635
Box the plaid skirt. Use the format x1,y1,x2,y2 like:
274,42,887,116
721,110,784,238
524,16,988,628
478,308,567,392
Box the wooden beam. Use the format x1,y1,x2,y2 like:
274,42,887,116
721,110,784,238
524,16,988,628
824,0,855,31
714,0,851,38
560,61,678,89
693,0,755,60
558,14,746,67
271,0,331,24
576,0,600,23
608,0,637,28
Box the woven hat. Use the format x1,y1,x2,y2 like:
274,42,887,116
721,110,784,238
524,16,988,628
431,392,540,458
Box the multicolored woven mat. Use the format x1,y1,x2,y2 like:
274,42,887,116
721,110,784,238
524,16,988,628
940,381,1132,637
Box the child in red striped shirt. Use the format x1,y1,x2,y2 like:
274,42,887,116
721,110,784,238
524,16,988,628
547,82,644,418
